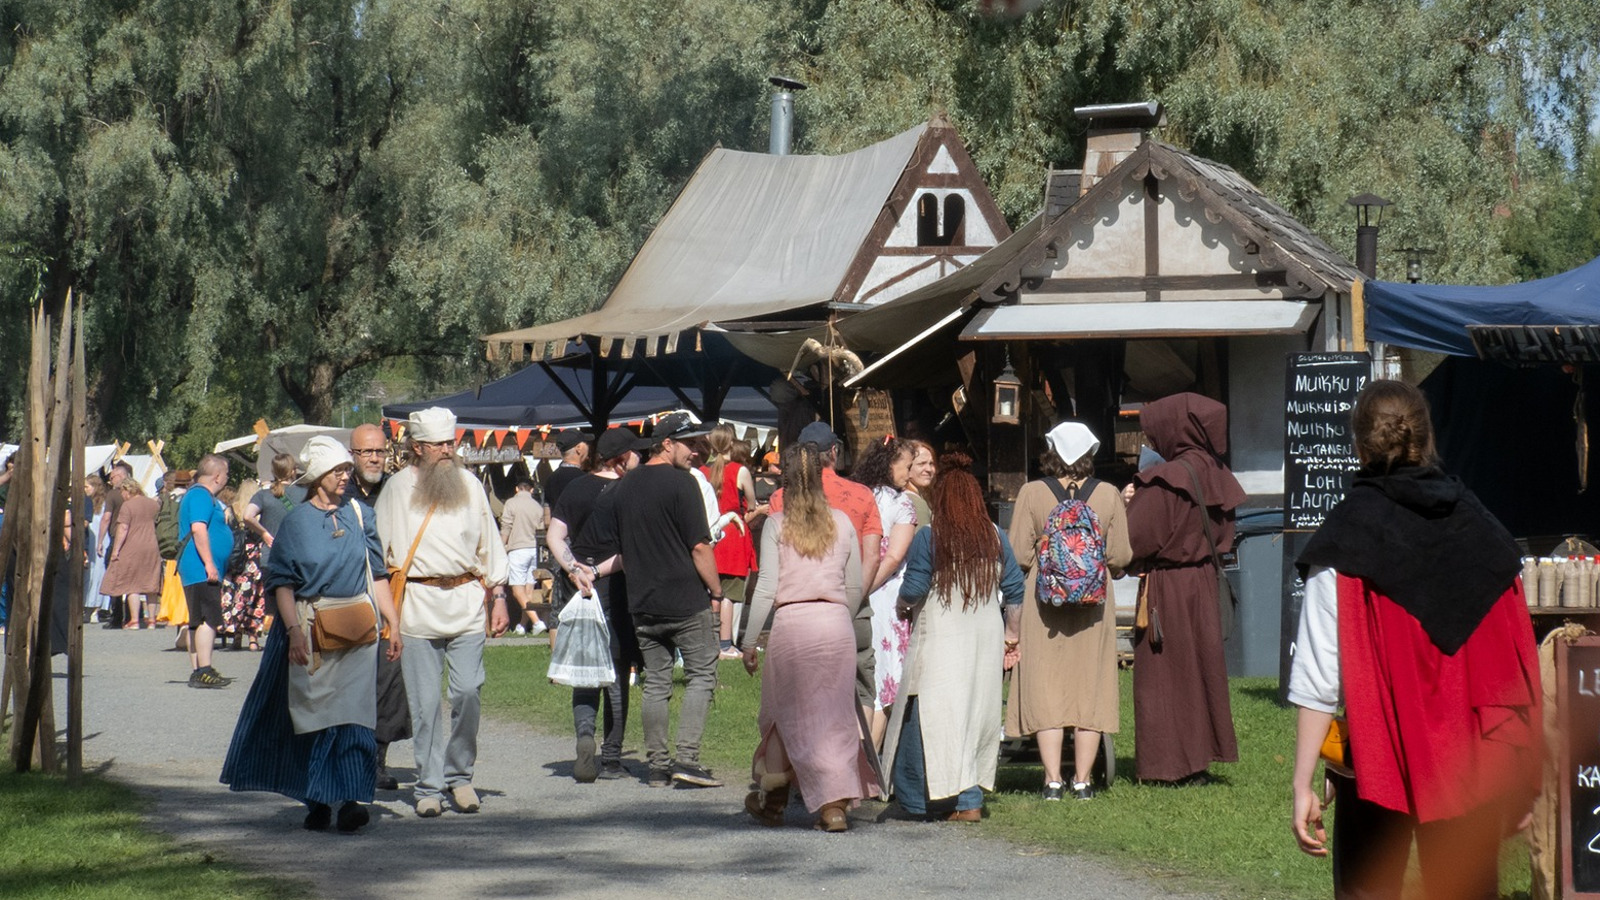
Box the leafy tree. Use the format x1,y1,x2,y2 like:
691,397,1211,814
2,0,1597,446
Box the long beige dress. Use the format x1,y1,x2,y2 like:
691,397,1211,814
100,494,163,596
1004,478,1131,737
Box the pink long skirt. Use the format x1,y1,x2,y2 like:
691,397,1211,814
754,600,880,812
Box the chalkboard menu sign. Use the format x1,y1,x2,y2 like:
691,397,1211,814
1562,637,1600,897
1283,353,1371,531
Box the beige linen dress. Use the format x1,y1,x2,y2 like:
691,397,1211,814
1004,478,1131,737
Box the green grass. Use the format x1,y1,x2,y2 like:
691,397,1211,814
0,769,299,900
484,638,1535,900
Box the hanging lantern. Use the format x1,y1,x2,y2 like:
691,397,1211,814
992,350,1022,425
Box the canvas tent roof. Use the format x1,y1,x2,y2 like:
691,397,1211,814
1365,256,1600,360
743,138,1361,390
212,424,352,483
482,123,929,361
381,363,779,430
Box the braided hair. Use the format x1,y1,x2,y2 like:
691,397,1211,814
780,443,836,559
1351,380,1438,473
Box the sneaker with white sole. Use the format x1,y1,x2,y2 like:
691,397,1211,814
530,621,549,636
671,762,722,788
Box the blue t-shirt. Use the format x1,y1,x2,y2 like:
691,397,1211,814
177,485,233,586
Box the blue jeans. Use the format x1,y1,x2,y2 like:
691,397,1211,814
635,608,719,770
892,697,983,816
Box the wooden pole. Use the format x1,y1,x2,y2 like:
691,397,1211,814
20,300,74,772
1350,279,1366,351
7,305,49,767
67,298,86,782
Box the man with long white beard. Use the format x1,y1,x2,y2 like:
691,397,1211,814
345,423,409,792
375,408,510,818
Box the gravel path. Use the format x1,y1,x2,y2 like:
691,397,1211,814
58,624,1221,899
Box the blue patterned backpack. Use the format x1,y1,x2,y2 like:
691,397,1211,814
1035,477,1107,607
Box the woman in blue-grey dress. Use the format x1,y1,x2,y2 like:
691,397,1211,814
221,436,401,833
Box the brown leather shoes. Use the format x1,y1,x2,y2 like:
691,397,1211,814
744,788,788,826
943,807,981,823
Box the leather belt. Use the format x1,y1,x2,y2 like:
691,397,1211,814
408,574,480,590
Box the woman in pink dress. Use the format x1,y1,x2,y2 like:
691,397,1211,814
741,443,876,832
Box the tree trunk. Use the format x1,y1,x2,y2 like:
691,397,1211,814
279,359,341,425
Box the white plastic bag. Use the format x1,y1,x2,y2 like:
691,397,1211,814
547,590,615,687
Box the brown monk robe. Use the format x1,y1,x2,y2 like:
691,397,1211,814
1125,393,1246,783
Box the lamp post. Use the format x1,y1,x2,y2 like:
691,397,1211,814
1346,193,1392,279
1401,247,1432,284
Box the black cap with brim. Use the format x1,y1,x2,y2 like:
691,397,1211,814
596,427,652,460
650,412,711,442
553,430,594,451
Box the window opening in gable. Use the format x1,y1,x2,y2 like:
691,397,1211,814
916,192,964,247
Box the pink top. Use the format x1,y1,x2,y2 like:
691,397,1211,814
742,510,863,651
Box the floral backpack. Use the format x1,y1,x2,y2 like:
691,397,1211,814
1035,477,1107,607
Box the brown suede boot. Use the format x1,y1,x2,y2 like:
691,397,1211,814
815,800,849,832
745,766,790,826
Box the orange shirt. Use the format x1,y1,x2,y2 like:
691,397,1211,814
770,468,882,560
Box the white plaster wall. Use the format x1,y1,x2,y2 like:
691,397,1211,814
854,255,982,306
1053,182,1267,280
1228,333,1306,499
1054,184,1144,276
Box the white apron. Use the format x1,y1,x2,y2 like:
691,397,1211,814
287,595,380,734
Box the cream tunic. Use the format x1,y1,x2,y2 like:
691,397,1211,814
375,466,509,640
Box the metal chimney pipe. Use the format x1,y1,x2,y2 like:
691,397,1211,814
768,76,806,155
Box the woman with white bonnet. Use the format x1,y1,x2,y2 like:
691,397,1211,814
1004,421,1130,800
221,435,402,833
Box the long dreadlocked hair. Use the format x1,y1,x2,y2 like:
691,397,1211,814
929,452,1000,609
780,442,836,559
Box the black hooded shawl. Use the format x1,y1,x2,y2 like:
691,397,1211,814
1297,466,1522,655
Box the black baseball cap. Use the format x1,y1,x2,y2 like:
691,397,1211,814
552,430,594,451
596,427,651,460
650,412,711,442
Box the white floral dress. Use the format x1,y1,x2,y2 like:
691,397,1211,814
869,486,917,710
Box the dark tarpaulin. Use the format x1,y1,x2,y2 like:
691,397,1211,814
1421,357,1600,545
1366,256,1600,357
381,362,779,429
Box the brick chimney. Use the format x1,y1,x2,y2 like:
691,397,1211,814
1074,101,1165,196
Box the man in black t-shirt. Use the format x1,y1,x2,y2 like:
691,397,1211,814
602,413,724,788
547,427,648,782
542,429,593,620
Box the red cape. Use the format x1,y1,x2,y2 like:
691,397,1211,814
1339,574,1541,822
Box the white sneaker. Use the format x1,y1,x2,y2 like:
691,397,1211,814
513,625,527,635
530,621,549,636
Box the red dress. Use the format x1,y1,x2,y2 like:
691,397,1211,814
704,461,756,577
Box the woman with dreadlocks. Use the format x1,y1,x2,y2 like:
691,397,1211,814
882,452,1025,822
740,443,876,832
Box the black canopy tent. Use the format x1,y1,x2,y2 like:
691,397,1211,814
1365,259,1600,543
380,355,781,432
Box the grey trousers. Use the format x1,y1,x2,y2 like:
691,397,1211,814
401,629,486,801
635,608,719,770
